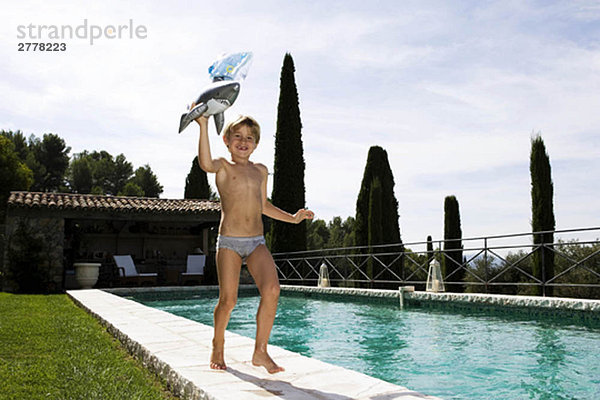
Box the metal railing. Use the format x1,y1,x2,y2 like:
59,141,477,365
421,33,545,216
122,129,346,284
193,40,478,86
272,227,600,298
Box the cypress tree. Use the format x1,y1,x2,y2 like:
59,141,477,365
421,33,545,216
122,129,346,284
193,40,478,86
185,156,215,199
270,53,306,253
426,235,434,263
367,177,383,282
355,146,402,284
355,147,401,247
530,134,555,296
443,195,464,292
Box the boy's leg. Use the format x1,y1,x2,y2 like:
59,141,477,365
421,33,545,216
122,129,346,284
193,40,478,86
245,244,284,374
211,248,242,370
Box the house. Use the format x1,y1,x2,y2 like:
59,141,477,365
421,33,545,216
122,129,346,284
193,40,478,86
2,191,220,292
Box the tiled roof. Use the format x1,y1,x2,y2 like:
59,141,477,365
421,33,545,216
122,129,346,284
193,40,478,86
7,192,220,215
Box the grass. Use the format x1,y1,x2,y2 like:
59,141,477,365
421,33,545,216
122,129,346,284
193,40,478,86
0,292,179,400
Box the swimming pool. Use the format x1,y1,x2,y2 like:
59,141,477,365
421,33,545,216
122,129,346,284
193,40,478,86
132,289,600,399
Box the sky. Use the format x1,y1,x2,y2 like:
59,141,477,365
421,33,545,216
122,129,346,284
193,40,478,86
2,0,599,246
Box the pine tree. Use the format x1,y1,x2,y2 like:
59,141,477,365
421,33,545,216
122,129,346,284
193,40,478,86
112,154,134,195
185,156,215,199
327,216,355,248
119,181,144,197
1,130,30,161
270,53,306,253
355,146,402,284
443,195,464,292
28,133,71,192
530,134,555,296
1,136,33,219
67,150,157,196
132,164,163,197
306,219,329,250
69,155,93,193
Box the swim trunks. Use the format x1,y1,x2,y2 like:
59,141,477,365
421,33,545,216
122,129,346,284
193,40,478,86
217,235,266,262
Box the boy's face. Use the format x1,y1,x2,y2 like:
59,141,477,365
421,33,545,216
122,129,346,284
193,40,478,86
224,124,257,158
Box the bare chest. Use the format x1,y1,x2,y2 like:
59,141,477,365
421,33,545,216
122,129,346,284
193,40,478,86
216,165,262,195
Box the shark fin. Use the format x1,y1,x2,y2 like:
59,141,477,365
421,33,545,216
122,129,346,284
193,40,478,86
214,112,225,135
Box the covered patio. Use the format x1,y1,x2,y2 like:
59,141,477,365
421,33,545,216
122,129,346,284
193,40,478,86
2,191,221,292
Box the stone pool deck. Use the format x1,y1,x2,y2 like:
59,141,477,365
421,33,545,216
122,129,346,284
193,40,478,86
67,289,438,400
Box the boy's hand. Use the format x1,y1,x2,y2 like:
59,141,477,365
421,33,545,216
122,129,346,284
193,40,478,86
190,102,209,125
195,115,209,125
293,209,314,224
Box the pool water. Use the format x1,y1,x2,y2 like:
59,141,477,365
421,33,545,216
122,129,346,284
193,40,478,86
135,292,600,399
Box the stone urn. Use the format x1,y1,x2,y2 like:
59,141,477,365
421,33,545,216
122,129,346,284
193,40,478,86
74,262,101,289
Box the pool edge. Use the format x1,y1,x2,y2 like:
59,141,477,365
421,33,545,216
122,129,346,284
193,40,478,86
280,285,600,318
67,288,439,400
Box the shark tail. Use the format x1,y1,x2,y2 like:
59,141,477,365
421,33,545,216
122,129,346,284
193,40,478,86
178,113,190,133
178,103,208,133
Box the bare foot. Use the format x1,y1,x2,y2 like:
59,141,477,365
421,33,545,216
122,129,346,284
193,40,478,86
210,343,227,370
252,350,285,374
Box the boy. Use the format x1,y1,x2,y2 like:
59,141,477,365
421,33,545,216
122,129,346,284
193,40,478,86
195,113,314,374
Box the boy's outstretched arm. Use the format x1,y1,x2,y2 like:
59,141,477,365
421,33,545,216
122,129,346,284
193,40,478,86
195,114,223,173
259,164,314,223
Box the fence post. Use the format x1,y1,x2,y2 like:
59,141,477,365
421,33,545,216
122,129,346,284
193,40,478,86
541,233,546,297
484,237,489,294
438,241,444,282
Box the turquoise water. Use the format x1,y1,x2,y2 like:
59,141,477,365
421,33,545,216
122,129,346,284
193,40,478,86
135,292,600,399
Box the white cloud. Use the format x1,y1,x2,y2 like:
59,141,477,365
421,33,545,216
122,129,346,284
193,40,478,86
2,0,599,245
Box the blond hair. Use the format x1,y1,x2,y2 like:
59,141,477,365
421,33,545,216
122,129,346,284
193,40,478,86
223,115,261,144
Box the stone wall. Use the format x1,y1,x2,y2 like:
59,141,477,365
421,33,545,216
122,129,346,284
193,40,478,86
279,285,600,321
3,216,64,292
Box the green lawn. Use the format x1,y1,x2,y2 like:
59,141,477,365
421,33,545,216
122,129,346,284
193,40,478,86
0,292,179,400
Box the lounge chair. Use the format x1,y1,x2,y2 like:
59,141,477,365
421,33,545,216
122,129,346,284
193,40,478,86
181,254,205,285
113,255,157,286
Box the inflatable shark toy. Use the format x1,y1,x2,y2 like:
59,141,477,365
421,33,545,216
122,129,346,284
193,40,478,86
178,52,253,134
178,80,240,134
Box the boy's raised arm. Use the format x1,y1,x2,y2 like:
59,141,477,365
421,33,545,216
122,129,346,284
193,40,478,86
196,115,223,173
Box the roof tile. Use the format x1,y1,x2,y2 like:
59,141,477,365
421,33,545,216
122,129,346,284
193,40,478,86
7,192,220,215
